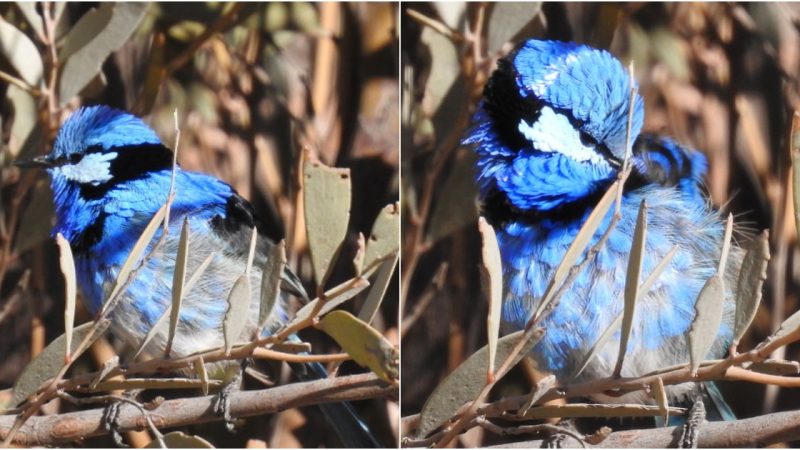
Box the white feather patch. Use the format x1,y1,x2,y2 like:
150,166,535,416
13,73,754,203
58,152,118,185
518,106,609,168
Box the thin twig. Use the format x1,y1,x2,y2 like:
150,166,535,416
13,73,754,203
0,70,41,96
405,8,465,42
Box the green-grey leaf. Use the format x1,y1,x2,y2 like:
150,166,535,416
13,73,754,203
288,278,370,328
363,203,400,275
748,359,800,376
223,275,251,355
426,149,479,245
771,308,800,342
419,25,459,117
55,233,77,362
58,3,149,104
687,275,725,374
10,320,110,407
794,116,800,243
89,355,120,389
166,217,190,357
416,329,544,438
487,2,542,53
615,200,647,376
733,230,770,345
518,373,556,416
432,3,464,29
15,2,45,40
0,15,43,85
651,377,669,426
13,177,53,252
317,310,398,384
259,240,286,331
303,160,351,288
479,217,503,377
358,255,397,325
193,357,210,396
7,85,38,158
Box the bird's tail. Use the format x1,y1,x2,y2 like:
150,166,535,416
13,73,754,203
657,382,736,427
702,382,736,422
293,361,383,448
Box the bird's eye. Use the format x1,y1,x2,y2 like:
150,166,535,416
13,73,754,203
68,153,84,164
579,131,595,147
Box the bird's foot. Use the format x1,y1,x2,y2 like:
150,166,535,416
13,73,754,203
543,419,576,448
678,395,706,448
212,360,248,432
102,401,127,447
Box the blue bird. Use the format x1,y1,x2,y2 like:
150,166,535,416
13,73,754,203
465,40,740,416
18,105,380,447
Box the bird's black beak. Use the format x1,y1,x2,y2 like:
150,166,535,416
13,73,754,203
14,155,53,169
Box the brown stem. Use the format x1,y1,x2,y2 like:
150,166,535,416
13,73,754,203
1,373,395,447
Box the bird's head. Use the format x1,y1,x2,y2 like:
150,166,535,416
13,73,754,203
17,105,173,197
466,39,644,218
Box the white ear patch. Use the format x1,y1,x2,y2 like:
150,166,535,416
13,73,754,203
57,152,118,185
518,106,609,168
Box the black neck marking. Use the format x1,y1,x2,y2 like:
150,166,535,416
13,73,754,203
71,210,108,254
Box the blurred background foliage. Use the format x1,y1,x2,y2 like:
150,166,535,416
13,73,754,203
0,2,398,447
401,2,800,446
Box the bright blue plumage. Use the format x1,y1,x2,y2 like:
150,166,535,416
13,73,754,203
466,40,741,409
24,105,379,446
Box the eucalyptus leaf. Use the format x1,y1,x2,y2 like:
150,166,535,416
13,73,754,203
55,233,77,363
259,240,286,331
363,203,400,274
419,25,459,117
732,230,769,345
288,278,370,328
193,357,210,396
11,320,110,407
0,16,43,85
687,275,725,374
432,3,465,30
770,308,800,343
416,329,544,438
13,177,53,252
303,160,351,288
7,84,38,158
89,355,120,389
58,2,149,104
223,275,251,355
615,200,647,376
487,2,542,53
748,359,800,376
478,218,503,378
426,149,479,245
651,377,669,426
794,114,800,242
519,373,556,416
317,310,398,384
358,255,397,325
15,2,45,40
166,217,190,357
